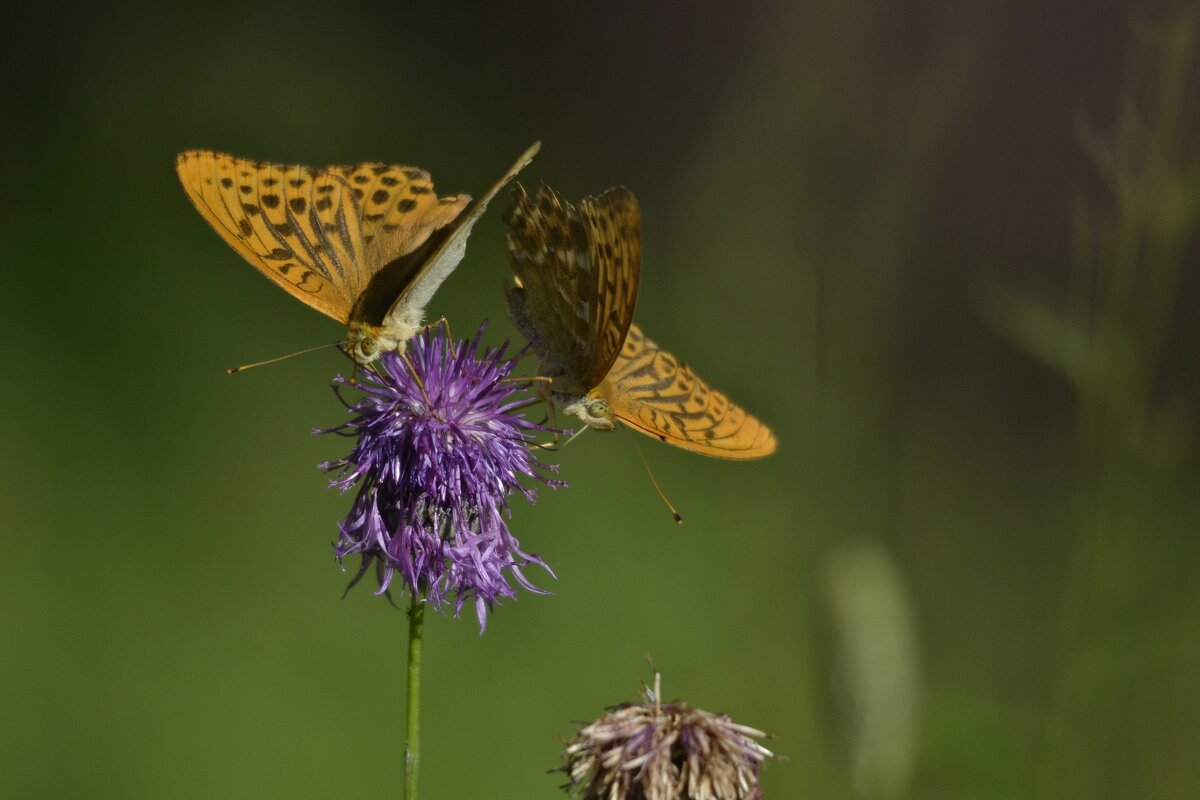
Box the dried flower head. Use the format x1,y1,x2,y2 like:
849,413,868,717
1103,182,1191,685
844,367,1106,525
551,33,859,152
561,674,778,800
319,322,561,631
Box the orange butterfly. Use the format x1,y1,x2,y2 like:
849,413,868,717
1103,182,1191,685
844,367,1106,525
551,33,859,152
176,143,539,364
504,184,776,459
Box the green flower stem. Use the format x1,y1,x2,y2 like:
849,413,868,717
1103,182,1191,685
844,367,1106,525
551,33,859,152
404,594,425,800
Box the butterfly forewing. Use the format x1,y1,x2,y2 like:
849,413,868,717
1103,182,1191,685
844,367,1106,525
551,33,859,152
599,325,778,459
176,151,359,322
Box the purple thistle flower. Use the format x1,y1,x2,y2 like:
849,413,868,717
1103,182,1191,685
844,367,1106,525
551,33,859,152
319,322,561,632
561,674,779,800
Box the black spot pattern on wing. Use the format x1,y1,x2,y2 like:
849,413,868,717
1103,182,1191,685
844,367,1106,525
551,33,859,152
602,325,777,459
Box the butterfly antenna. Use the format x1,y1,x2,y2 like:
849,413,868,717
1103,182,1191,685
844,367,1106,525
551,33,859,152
226,341,345,374
633,442,683,524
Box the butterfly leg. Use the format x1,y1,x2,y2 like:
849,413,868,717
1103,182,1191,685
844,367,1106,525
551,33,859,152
533,424,590,452
397,350,431,406
424,315,452,341
530,416,565,451
525,353,568,449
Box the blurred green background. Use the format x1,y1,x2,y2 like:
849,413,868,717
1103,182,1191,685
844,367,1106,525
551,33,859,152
3,1,1198,798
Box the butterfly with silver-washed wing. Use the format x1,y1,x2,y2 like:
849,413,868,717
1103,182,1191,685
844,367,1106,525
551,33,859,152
176,142,539,364
504,183,776,459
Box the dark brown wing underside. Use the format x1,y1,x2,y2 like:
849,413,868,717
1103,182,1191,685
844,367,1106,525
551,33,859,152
503,183,641,394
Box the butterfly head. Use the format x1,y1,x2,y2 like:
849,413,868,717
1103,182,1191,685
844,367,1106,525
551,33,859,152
562,396,617,431
346,319,418,365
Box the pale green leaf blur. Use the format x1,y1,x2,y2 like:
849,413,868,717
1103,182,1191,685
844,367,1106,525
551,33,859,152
2,2,1198,799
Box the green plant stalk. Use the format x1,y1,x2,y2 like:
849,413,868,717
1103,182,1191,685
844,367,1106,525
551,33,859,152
404,594,425,800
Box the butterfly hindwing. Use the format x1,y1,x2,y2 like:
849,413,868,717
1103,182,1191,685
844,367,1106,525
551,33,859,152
599,325,778,459
504,182,640,394
505,184,594,394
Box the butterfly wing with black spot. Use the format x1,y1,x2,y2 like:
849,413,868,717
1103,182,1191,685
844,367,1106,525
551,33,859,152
176,151,363,322
176,150,471,326
324,161,470,327
596,324,778,459
504,182,641,395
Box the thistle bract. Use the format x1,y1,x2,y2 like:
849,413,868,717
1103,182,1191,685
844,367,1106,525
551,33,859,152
320,323,560,631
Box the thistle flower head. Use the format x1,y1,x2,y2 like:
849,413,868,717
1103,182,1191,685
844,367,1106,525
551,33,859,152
561,674,778,800
319,322,561,631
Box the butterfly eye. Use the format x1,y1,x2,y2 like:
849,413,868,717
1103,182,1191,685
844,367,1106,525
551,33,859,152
359,337,378,357
586,398,610,418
